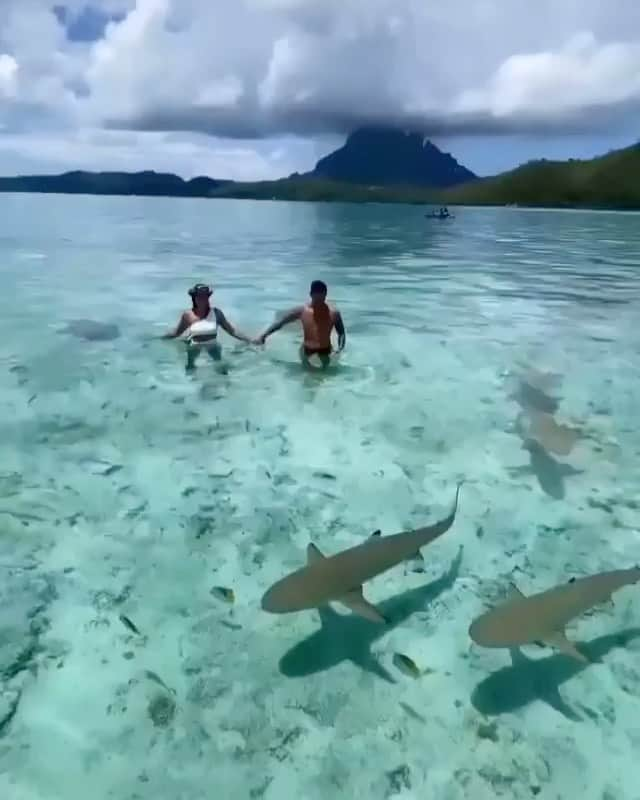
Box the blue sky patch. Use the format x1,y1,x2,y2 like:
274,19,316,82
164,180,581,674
53,4,125,43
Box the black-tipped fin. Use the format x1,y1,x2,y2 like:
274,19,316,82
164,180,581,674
507,583,526,601
307,543,326,565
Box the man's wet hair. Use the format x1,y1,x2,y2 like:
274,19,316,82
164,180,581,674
310,280,327,295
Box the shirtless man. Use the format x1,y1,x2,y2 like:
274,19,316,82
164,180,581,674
255,279,345,368
163,283,252,370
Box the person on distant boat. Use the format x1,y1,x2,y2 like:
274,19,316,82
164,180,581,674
254,279,345,368
163,283,252,370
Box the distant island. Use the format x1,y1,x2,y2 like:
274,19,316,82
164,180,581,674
304,126,477,188
0,170,231,198
1,127,639,210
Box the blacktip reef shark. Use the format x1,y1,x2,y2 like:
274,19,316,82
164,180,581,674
261,482,462,624
515,409,581,458
469,567,640,663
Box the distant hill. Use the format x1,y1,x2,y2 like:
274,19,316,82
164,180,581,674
1,137,640,210
0,170,231,198
304,126,477,188
443,143,640,209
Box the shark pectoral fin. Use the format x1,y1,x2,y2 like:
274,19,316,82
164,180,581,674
601,591,615,610
307,543,326,564
339,587,388,624
543,630,589,664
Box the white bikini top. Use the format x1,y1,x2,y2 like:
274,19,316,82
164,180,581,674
184,315,218,344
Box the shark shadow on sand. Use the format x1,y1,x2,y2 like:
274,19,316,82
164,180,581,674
278,546,463,683
471,628,640,721
62,319,121,341
508,439,583,500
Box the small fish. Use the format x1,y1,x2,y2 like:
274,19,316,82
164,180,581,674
399,701,427,723
210,586,235,604
143,670,176,696
119,614,142,636
393,652,430,679
314,471,337,481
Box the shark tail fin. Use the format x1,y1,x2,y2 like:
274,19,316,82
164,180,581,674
418,481,463,543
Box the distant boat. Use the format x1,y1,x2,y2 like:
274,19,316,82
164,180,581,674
425,211,454,220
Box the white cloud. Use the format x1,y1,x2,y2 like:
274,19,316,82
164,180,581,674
0,0,639,176
456,32,640,124
0,54,18,98
0,128,307,180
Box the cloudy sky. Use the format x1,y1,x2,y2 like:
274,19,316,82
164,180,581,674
1,0,639,180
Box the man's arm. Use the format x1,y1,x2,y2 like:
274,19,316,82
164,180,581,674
334,309,346,351
215,308,252,343
256,306,302,344
162,311,190,339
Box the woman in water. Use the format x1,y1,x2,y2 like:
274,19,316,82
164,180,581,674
163,283,252,370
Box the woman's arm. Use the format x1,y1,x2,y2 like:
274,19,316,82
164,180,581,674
215,308,252,343
162,311,190,339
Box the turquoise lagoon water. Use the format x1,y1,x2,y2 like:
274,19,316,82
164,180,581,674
1,194,640,800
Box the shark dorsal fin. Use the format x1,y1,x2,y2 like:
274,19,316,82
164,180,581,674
507,582,526,601
307,543,326,564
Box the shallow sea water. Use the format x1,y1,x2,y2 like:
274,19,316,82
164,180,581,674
1,194,640,800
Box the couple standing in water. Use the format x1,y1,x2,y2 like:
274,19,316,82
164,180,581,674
163,279,346,370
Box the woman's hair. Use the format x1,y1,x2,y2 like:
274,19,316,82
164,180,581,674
188,283,212,310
